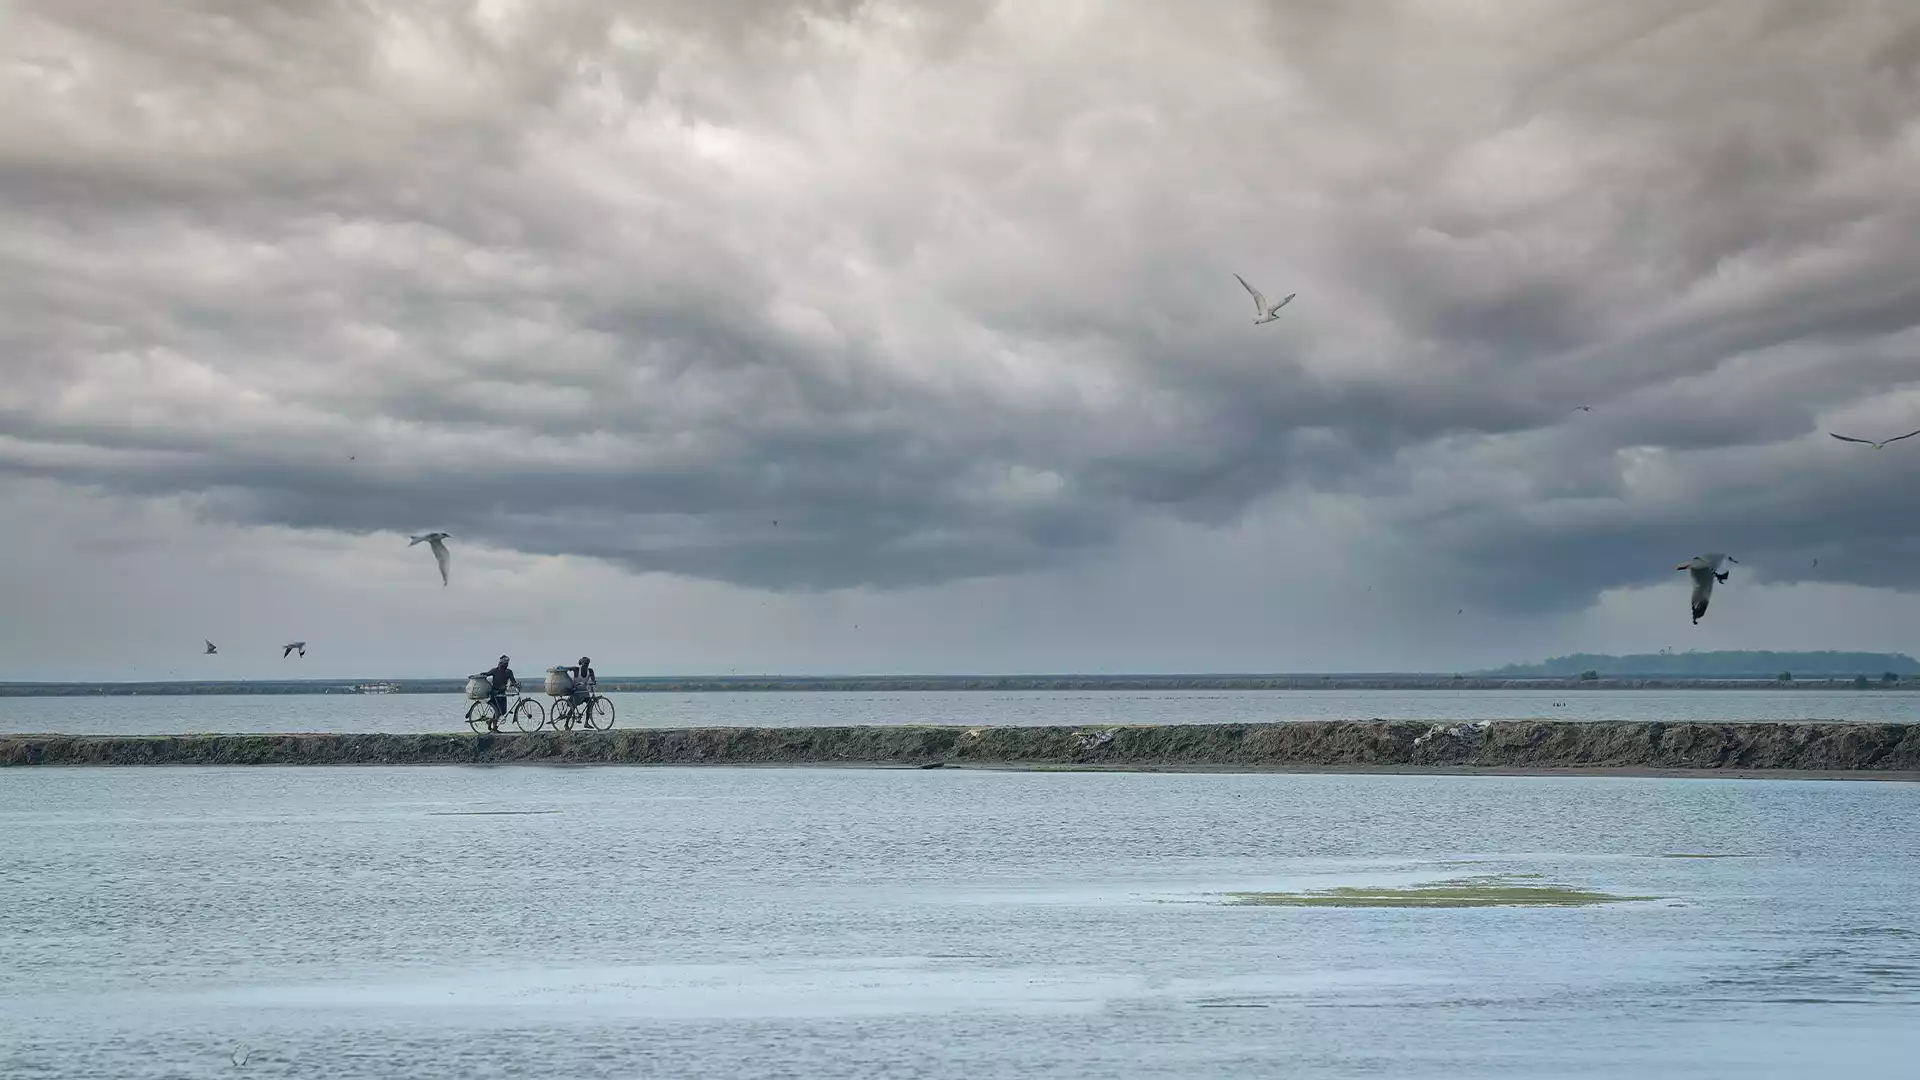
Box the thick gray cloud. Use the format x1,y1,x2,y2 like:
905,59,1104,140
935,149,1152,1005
3,0,1920,620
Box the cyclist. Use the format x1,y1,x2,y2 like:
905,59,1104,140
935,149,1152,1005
567,656,597,710
476,654,519,729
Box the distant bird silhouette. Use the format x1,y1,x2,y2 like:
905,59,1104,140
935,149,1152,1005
408,532,452,586
1829,429,1920,449
283,642,306,658
231,1044,250,1067
1572,405,1593,412
204,640,217,655
1233,274,1295,324
1676,553,1736,625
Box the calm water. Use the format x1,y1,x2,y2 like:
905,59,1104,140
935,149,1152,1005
2,767,1916,1078
4,688,1920,736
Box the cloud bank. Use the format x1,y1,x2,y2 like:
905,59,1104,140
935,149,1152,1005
3,0,1919,653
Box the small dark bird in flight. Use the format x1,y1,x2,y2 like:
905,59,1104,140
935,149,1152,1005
283,641,307,658
1829,429,1920,449
1573,405,1592,412
204,640,217,655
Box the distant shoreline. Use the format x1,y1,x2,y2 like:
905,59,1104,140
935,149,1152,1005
2,675,1918,697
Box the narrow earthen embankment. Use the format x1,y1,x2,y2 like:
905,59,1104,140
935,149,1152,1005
4,720,1919,775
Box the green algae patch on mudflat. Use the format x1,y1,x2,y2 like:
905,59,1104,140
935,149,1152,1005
1219,876,1659,909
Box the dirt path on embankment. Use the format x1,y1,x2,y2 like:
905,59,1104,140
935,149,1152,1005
5,720,1919,776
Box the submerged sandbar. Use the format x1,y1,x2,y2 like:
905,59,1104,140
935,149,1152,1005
1220,876,1659,908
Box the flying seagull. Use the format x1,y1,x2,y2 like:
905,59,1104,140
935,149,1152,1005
283,641,306,658
1573,405,1593,412
1233,274,1295,324
204,640,217,655
1829,429,1920,449
409,532,452,586
1675,553,1736,625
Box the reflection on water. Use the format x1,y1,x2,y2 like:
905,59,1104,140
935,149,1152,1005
6,687,1920,736
2,766,1916,1078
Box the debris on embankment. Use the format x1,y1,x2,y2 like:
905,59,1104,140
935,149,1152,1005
4,720,1918,774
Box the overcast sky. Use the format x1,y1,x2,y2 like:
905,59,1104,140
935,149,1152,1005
4,0,1920,680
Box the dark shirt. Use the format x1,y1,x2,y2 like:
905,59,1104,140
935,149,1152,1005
484,662,518,690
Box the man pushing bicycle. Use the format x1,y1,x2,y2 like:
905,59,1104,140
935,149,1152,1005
567,656,597,707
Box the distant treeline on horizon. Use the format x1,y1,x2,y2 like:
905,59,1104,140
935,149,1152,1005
1488,650,1920,677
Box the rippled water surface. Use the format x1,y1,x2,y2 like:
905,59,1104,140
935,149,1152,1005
6,687,1920,736
3,766,1917,1078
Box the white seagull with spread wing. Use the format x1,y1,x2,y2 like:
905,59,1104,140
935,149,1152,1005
1675,553,1736,625
409,533,452,586
1233,274,1295,324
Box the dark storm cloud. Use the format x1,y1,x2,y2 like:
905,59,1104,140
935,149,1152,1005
3,0,1920,606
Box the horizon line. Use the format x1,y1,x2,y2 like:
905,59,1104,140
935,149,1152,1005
3,668,1912,687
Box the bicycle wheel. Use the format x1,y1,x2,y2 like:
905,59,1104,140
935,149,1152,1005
586,695,615,730
512,696,547,733
465,701,497,733
550,699,576,731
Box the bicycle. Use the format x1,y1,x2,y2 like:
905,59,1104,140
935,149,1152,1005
547,687,616,731
463,681,546,734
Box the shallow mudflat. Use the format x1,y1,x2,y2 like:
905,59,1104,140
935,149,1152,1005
12,688,1920,738
4,719,1919,774
5,765,1918,1079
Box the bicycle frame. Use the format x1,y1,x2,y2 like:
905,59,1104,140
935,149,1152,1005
465,685,526,733
549,690,608,731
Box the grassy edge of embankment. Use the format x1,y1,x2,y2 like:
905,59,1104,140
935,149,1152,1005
4,720,1919,775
